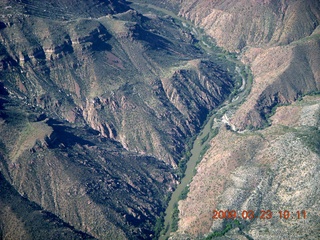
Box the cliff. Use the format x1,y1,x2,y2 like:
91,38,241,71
164,0,320,239
0,0,237,239
177,0,320,129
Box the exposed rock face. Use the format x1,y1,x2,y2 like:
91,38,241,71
233,38,320,129
0,0,237,239
176,0,320,129
149,1,320,239
0,96,176,240
172,97,320,240
1,0,319,239
179,0,320,51
0,1,234,165
0,173,96,240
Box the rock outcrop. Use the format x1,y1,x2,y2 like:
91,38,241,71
176,0,320,129
172,96,320,240
0,1,235,165
0,0,237,239
156,1,320,239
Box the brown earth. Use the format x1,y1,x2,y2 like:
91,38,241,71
173,96,320,239
162,0,320,239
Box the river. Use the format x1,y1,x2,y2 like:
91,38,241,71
128,2,252,239
159,64,251,239
156,42,251,240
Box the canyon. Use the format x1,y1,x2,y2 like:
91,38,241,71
0,0,319,239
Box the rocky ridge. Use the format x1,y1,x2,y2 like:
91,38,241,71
176,0,320,129
172,96,320,239
0,1,235,165
147,0,320,239
0,0,239,239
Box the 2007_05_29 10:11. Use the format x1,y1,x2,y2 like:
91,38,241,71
212,210,307,220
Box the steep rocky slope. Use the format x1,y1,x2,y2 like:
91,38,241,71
176,0,320,129
232,36,320,130
173,96,320,240
179,0,320,51
0,0,239,239
0,0,234,165
0,90,176,240
158,0,320,239
0,173,96,240
2,0,319,239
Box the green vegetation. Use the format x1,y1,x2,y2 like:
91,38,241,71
228,65,249,102
153,212,165,240
297,127,320,154
260,88,320,131
209,127,219,140
171,202,180,232
204,223,232,239
128,3,253,239
168,185,190,233
265,104,278,119
200,132,210,145
179,185,189,201
199,144,210,160
307,90,320,96
263,102,291,128
153,192,174,239
203,220,243,239
177,152,190,178
209,118,215,128
177,134,197,178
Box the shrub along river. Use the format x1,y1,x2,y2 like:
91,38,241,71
159,62,251,239
128,2,252,239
